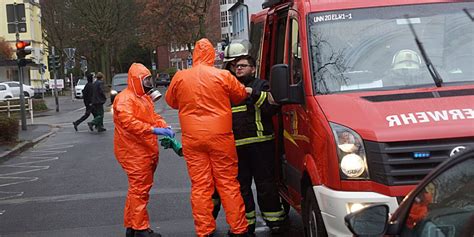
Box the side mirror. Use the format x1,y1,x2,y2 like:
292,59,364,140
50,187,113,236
344,204,389,236
270,64,304,104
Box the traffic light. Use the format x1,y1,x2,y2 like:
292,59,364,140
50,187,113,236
47,54,61,70
16,41,32,59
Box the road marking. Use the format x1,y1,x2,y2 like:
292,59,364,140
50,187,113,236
73,107,86,112
0,143,73,216
0,187,192,205
0,176,39,187
0,191,24,200
0,165,50,176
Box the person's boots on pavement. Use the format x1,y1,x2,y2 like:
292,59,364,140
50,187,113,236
126,228,135,237
98,126,107,132
87,122,94,131
133,228,161,237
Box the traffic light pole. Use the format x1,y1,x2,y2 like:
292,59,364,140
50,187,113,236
52,47,59,112
18,65,27,130
14,2,27,131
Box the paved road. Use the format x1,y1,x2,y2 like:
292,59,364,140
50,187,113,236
0,87,303,237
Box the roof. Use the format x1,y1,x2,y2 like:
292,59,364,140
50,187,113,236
229,0,246,12
307,0,464,12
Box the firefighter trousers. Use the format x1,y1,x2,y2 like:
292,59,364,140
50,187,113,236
212,140,286,228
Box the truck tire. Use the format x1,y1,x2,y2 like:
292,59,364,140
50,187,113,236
302,187,327,237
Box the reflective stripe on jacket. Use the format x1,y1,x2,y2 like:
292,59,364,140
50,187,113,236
232,77,279,146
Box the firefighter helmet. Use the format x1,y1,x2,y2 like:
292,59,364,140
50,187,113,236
392,49,422,70
223,41,250,62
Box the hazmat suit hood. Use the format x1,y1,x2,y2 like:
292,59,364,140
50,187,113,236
192,38,215,67
128,63,151,97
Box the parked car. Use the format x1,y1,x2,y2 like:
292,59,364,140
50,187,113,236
155,73,170,86
0,83,14,100
2,81,35,98
345,148,474,237
110,73,128,104
74,79,87,99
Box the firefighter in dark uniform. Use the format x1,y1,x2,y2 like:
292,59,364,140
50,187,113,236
231,55,286,235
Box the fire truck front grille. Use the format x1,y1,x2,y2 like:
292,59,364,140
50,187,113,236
365,138,474,186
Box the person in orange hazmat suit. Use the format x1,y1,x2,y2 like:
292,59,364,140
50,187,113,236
113,63,175,237
165,38,251,237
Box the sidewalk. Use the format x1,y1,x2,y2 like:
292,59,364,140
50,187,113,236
0,93,82,162
0,124,56,162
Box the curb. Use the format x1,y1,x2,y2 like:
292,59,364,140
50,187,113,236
0,129,56,163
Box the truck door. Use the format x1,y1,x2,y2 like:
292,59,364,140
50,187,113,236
279,10,311,207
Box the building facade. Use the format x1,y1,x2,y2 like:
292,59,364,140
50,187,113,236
0,0,48,88
219,0,239,40
229,1,249,41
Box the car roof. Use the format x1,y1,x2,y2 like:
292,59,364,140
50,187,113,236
113,73,128,78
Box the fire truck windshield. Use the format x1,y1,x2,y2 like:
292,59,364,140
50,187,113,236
309,2,474,94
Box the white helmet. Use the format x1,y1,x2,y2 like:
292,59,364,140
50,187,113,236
392,49,422,70
223,40,251,62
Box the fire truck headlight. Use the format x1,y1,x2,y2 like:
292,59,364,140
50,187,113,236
330,123,369,179
341,154,365,177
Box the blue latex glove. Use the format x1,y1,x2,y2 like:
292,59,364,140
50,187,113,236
152,127,175,137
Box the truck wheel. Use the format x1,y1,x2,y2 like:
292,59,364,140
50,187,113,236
302,187,327,237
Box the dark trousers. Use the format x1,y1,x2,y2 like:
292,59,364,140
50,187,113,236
237,140,284,225
74,105,92,125
90,104,104,128
212,140,285,227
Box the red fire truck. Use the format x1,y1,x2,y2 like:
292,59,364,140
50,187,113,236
249,0,474,236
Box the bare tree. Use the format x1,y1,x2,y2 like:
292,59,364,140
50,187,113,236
137,0,212,52
0,37,14,60
69,0,136,83
41,0,71,79
42,0,137,83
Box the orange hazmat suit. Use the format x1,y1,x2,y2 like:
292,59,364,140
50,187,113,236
165,38,248,236
113,63,168,230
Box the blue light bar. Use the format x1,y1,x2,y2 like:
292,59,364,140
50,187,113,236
413,151,430,159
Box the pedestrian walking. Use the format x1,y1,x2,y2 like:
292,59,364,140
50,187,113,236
72,74,94,131
88,72,107,132
231,55,286,235
165,38,251,237
113,63,174,237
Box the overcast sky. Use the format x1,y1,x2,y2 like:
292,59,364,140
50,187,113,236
246,0,265,16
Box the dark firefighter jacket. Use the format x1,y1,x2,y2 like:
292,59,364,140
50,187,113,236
232,77,279,146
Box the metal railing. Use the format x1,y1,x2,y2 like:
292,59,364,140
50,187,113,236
0,98,34,124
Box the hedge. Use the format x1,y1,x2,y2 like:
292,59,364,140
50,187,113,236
0,115,18,142
0,99,48,112
32,99,48,111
